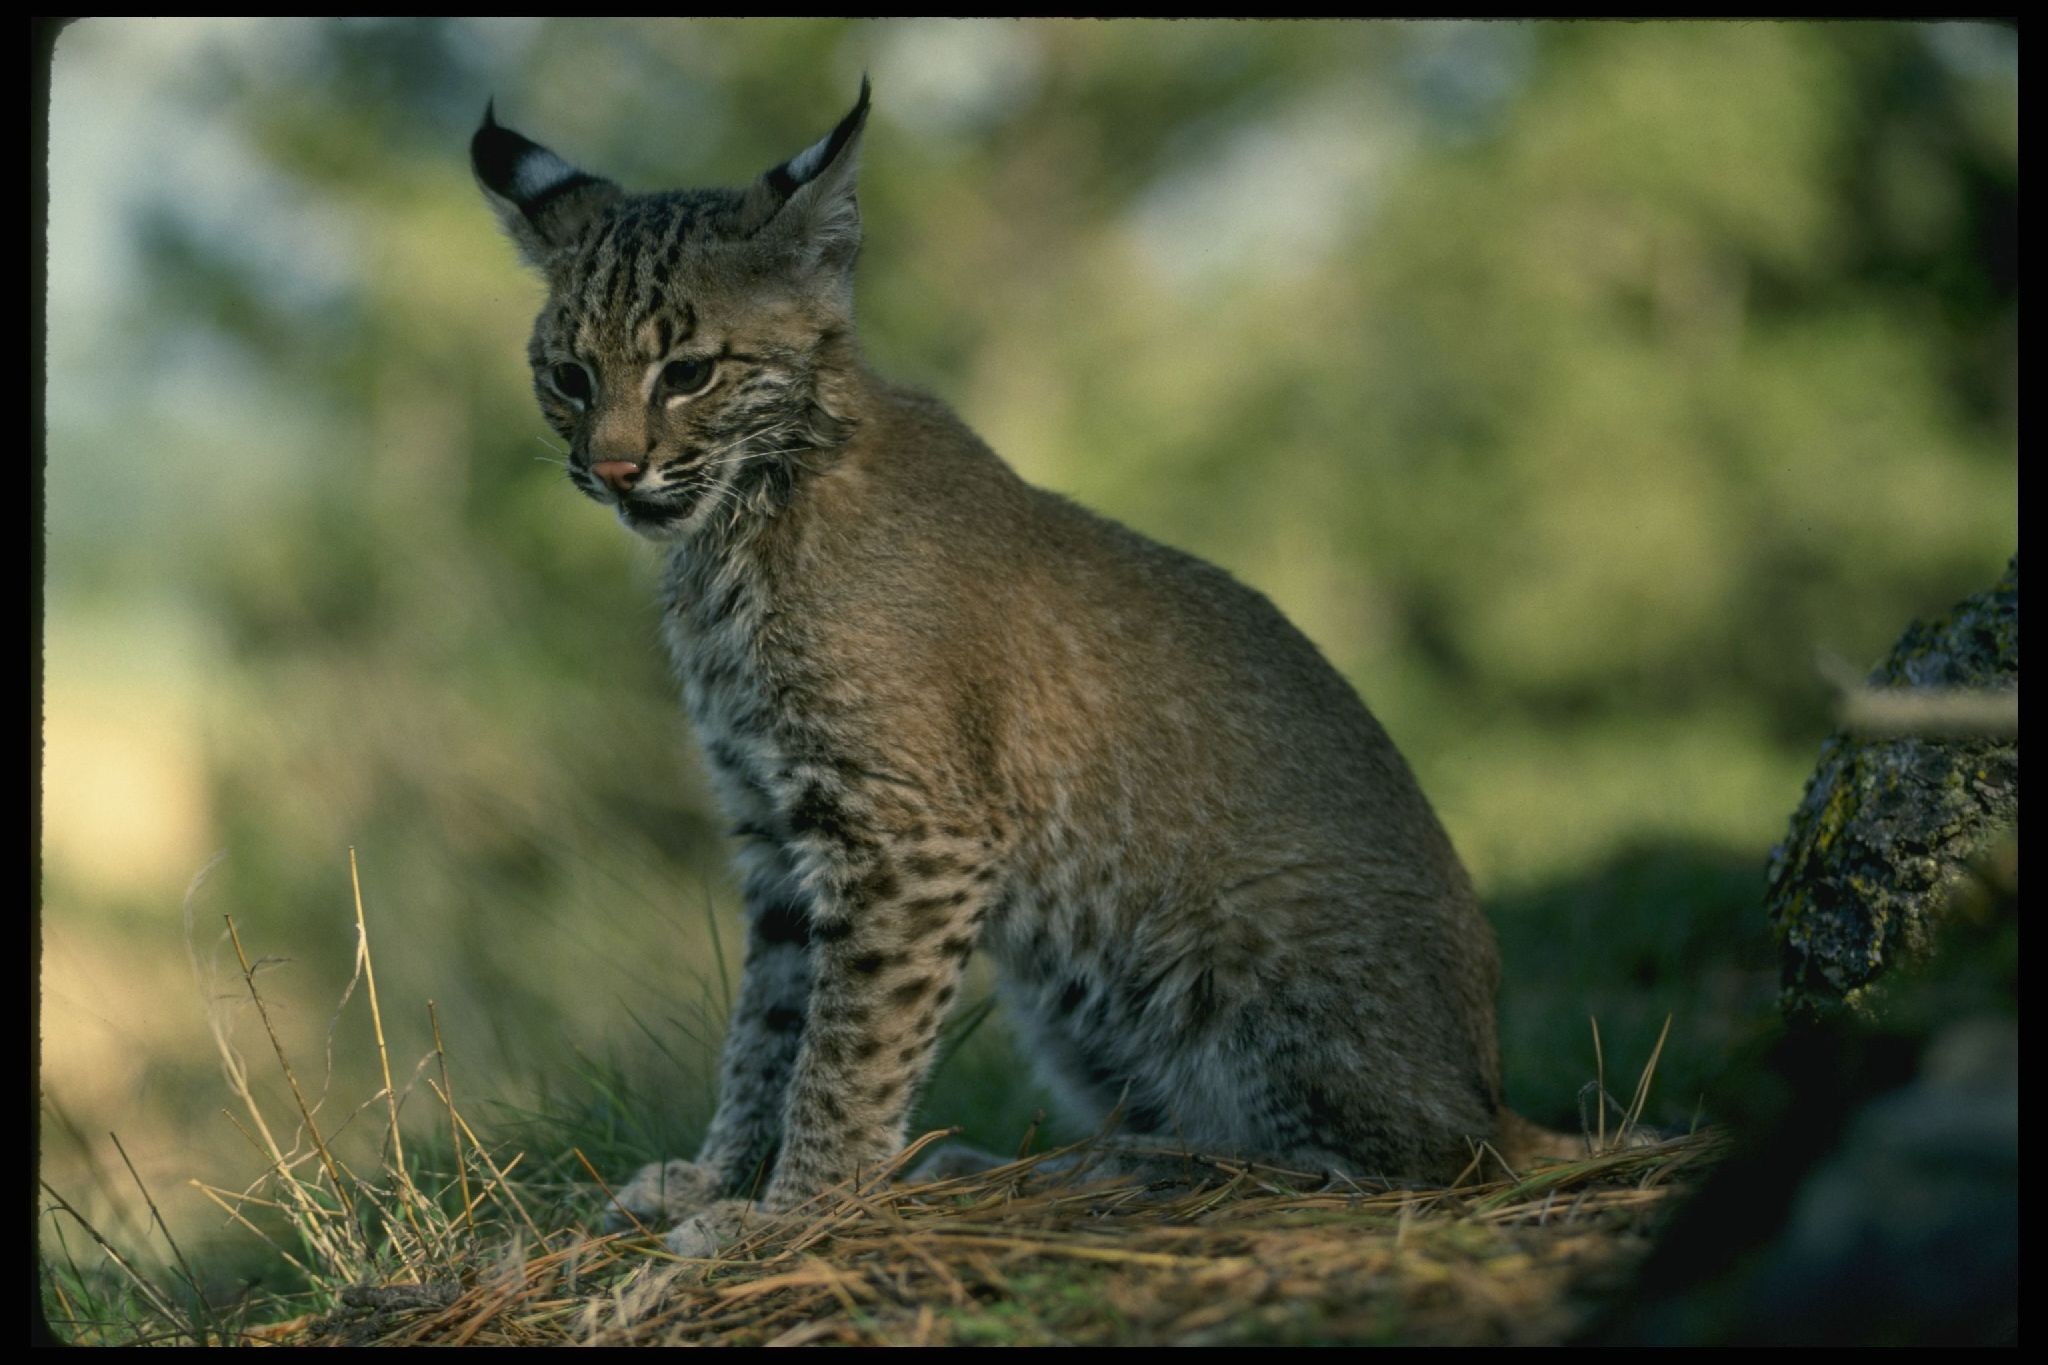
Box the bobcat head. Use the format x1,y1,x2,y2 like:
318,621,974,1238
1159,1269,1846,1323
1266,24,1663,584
473,83,872,540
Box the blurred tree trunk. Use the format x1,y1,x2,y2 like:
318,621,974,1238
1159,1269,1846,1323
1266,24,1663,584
1766,556,2018,1023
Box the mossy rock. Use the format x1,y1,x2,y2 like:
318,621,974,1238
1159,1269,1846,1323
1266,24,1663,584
1766,556,2018,1022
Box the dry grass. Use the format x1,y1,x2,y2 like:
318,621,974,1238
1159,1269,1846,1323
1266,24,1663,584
259,1132,1720,1347
39,856,1723,1347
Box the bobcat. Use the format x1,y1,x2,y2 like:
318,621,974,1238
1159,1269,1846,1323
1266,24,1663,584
474,82,1568,1253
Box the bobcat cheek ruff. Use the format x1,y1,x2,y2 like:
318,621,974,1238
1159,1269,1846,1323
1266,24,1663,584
477,84,1566,1249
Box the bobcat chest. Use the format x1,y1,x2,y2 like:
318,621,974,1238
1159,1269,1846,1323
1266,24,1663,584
659,547,797,831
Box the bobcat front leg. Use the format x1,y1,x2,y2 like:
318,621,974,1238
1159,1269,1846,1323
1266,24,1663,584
694,861,816,1194
610,854,811,1230
764,826,994,1211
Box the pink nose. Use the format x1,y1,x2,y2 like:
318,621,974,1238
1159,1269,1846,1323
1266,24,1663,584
591,460,643,493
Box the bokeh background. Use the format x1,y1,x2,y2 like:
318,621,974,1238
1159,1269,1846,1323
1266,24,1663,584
41,18,2015,1278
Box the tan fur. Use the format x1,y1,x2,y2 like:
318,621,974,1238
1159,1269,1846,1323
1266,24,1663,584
474,86,1570,1253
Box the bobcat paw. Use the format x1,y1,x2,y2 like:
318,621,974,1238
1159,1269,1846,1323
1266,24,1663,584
604,1158,723,1232
662,1198,759,1258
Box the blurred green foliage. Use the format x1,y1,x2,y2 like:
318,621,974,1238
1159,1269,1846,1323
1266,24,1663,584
41,19,2013,1268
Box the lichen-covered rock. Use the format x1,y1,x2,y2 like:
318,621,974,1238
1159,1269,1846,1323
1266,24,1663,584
1767,556,2017,1022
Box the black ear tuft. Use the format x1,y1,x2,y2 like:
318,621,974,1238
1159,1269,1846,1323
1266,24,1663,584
470,100,517,194
740,78,873,280
472,103,597,215
764,76,872,200
472,104,620,269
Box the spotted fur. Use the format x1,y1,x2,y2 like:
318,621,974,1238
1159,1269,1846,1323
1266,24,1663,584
475,86,1553,1243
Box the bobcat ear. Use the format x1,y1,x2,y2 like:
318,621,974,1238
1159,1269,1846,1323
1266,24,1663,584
471,101,621,270
744,78,871,282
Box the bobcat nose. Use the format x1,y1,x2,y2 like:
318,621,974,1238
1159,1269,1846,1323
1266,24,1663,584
591,460,643,493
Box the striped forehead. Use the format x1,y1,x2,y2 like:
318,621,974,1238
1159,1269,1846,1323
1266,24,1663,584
562,190,739,358
565,296,697,364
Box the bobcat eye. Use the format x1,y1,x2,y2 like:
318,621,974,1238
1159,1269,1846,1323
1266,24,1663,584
661,357,717,398
547,362,593,405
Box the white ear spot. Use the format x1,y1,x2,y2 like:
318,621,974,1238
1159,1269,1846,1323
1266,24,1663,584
512,147,581,202
787,132,833,184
